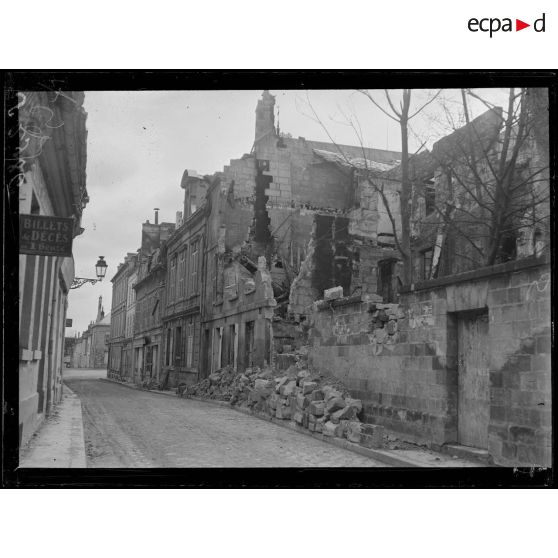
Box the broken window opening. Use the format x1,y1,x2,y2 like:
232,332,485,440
312,215,352,298
425,185,436,216
377,258,398,303
421,248,434,281
254,160,272,245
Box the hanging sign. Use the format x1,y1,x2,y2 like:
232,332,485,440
20,214,74,257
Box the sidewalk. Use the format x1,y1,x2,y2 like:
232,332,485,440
102,378,484,468
19,385,86,468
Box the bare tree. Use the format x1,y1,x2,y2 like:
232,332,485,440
415,87,550,276
303,89,441,285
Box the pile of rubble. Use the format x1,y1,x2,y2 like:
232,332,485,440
180,362,385,450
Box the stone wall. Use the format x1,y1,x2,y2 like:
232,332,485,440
308,256,551,466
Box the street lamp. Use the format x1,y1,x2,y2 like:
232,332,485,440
71,256,108,289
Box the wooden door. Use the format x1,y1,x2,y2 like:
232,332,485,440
457,310,490,449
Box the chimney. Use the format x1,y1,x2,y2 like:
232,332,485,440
255,90,276,143
176,211,183,227
154,208,160,225
96,295,103,323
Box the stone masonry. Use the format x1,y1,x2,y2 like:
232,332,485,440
309,256,551,467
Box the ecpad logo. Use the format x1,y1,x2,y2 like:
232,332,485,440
468,13,546,37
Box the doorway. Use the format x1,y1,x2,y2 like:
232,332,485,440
455,309,490,449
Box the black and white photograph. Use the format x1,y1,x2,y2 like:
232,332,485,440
4,73,553,486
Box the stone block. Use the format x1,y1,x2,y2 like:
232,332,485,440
275,376,290,392
302,381,318,395
323,421,344,437
331,406,358,423
254,379,275,396
309,389,325,401
339,420,351,438
345,398,363,412
296,393,310,411
275,405,291,420
302,412,310,429
323,387,342,401
359,424,385,448
315,417,326,433
293,411,304,425
268,393,279,410
324,286,343,301
308,401,325,416
325,397,346,414
346,421,363,443
279,380,297,396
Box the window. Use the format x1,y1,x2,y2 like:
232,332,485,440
186,323,194,368
178,250,185,298
425,186,435,216
169,256,177,302
30,191,40,215
175,326,182,366
422,248,434,281
165,329,172,366
190,240,199,294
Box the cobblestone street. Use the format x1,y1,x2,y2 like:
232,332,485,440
64,371,384,467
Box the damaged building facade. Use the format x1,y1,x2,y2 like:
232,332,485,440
199,91,402,380
107,90,551,466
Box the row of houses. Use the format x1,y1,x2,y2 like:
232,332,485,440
107,89,551,466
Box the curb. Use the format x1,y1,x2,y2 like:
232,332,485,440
101,378,421,467
20,384,87,468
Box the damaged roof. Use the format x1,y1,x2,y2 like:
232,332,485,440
380,107,504,182
313,148,400,173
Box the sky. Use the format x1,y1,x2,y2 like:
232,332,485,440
67,88,509,336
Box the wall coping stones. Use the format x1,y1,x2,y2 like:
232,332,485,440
400,255,549,294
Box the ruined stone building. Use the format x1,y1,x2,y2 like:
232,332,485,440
18,91,89,448
197,91,402,379
106,89,551,466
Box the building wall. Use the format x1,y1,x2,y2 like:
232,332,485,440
309,256,551,466
108,263,130,377
89,324,111,368
133,260,165,385
203,258,276,375
18,91,87,449
161,206,206,388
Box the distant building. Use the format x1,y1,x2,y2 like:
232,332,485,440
71,296,111,368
